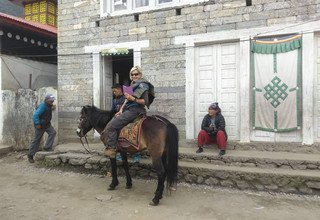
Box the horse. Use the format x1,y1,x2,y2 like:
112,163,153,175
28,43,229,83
76,105,179,206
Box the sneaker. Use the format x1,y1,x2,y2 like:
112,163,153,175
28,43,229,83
28,155,34,163
133,154,141,163
219,150,226,156
196,147,203,153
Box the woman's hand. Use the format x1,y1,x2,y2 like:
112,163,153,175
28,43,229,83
124,93,135,102
115,109,123,117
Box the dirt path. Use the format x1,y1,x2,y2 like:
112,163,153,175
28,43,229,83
1,152,320,220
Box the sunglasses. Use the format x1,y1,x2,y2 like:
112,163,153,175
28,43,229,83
131,73,139,76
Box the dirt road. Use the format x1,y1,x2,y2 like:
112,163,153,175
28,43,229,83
1,152,320,220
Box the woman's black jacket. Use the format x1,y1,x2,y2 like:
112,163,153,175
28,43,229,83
201,113,228,140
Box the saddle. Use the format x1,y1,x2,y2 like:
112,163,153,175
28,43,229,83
117,116,147,154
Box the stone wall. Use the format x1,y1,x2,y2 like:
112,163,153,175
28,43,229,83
0,87,58,150
57,0,320,142
36,150,320,195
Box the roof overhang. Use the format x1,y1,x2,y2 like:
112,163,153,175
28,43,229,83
0,12,57,38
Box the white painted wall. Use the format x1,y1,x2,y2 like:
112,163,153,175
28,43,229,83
315,33,320,142
0,54,57,90
0,58,2,142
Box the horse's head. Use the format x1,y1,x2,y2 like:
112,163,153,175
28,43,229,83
76,105,93,137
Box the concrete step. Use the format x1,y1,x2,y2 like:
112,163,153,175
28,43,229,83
181,139,320,154
179,147,320,171
0,144,13,156
34,150,320,196
52,143,320,171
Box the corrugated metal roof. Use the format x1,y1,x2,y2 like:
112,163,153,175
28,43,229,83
0,12,57,37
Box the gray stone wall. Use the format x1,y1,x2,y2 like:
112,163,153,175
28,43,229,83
57,0,320,142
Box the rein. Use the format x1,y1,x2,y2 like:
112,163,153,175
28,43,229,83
80,135,92,154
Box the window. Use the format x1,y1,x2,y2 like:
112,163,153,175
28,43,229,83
114,0,127,11
102,0,207,16
135,0,149,8
158,0,172,3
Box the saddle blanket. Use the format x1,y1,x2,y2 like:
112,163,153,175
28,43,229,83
118,117,146,152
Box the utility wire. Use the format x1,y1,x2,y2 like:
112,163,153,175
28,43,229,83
2,55,57,75
1,58,23,88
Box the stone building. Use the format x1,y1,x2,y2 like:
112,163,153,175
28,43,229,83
57,0,320,146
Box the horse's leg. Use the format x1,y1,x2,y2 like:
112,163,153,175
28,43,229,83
120,151,132,189
108,158,119,190
150,156,166,206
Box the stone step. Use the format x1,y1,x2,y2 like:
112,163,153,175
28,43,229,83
35,151,320,196
53,143,320,171
179,147,320,171
181,139,320,154
177,160,320,195
0,144,13,157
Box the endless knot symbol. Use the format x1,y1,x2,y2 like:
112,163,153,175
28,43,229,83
263,76,288,108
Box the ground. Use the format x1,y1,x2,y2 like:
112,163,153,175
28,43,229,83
1,152,320,220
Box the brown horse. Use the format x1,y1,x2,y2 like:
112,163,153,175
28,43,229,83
76,105,179,205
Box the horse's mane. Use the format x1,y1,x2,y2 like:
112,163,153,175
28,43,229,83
83,105,114,131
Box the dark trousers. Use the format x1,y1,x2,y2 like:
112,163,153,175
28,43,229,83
28,125,56,157
104,106,146,148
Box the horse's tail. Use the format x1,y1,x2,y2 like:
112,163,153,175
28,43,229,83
165,122,179,189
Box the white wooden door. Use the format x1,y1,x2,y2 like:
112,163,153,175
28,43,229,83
194,42,240,140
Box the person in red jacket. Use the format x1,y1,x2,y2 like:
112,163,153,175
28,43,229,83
196,102,228,156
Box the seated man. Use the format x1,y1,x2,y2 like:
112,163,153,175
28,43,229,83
196,102,228,156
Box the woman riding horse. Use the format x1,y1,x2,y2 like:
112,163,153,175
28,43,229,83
103,66,155,158
77,66,178,205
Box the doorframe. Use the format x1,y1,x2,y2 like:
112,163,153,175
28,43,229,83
177,39,249,141
84,40,149,109
194,42,240,141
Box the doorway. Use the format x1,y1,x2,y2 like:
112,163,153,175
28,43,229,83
194,42,240,141
102,51,133,110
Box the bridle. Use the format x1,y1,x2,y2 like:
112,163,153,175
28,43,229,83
78,115,92,154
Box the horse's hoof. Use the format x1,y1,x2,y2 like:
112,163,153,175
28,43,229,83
149,199,159,206
126,183,132,189
108,181,119,190
108,186,116,190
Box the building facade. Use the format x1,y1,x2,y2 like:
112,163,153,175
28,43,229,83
57,0,320,145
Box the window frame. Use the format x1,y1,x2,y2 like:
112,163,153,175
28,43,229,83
101,0,208,17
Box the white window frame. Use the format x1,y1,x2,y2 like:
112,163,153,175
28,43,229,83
100,0,208,17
